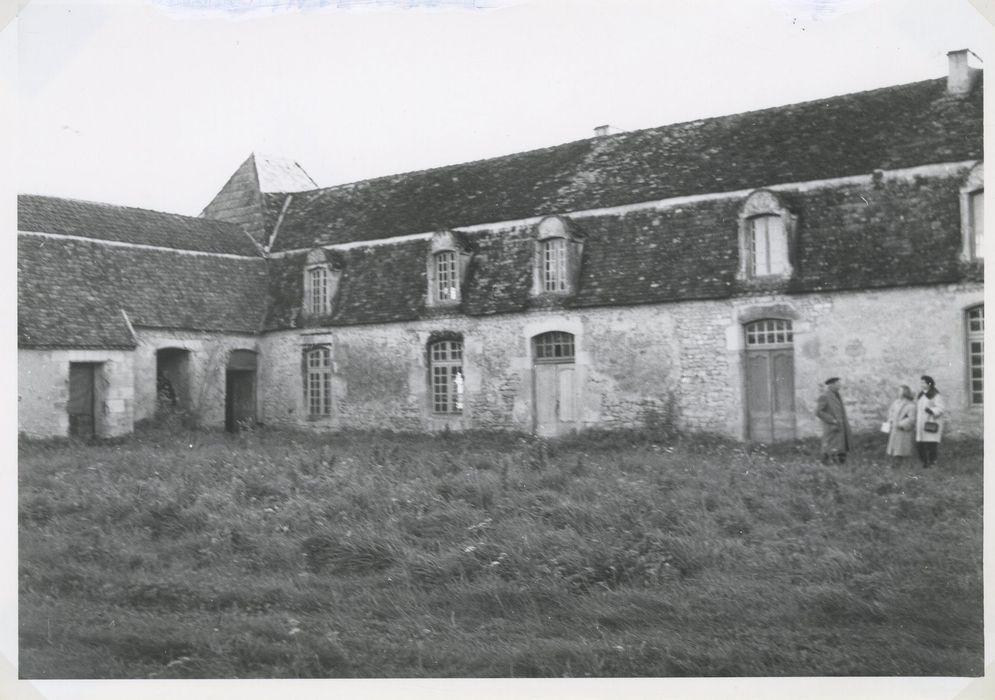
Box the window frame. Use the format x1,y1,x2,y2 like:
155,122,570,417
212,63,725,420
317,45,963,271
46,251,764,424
960,162,984,263
302,248,341,318
737,190,796,282
966,304,984,407
434,250,459,302
428,339,464,415
426,231,470,308
531,215,584,298
744,318,794,349
542,237,569,292
304,345,333,418
532,330,576,364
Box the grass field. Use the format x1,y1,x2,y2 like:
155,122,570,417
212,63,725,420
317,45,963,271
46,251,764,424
18,425,983,678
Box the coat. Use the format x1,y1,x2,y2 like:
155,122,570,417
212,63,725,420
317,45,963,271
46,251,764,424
886,398,916,457
815,388,851,454
915,391,945,443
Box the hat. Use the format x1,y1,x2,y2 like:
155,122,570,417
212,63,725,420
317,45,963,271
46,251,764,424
825,377,840,385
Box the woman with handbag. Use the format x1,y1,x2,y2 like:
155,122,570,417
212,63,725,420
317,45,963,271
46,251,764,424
885,384,916,466
915,375,945,469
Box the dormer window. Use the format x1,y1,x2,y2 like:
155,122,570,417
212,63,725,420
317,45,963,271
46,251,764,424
302,248,342,317
738,190,796,281
961,162,984,261
542,237,568,292
426,231,471,307
531,215,584,297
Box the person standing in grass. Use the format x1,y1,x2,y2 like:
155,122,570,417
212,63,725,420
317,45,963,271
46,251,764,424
915,375,945,469
816,377,851,464
885,384,916,467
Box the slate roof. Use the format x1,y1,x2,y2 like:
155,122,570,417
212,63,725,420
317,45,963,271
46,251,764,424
19,195,262,257
262,170,982,330
266,76,983,252
19,235,269,348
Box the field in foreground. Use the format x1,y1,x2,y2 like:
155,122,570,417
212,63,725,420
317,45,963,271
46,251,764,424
19,426,983,678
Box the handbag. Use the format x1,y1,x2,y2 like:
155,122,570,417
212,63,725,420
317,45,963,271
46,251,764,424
880,420,891,434
924,420,939,434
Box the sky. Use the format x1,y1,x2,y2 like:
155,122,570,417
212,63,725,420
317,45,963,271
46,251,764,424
12,0,994,217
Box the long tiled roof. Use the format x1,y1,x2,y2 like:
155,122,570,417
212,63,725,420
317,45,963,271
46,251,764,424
18,195,262,257
267,76,982,252
18,235,269,348
262,169,983,330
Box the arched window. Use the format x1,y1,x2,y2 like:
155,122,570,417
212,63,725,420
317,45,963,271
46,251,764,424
303,248,342,317
967,305,984,405
533,331,575,363
531,216,584,297
429,340,463,414
745,318,794,347
426,231,470,307
737,190,796,280
305,346,332,417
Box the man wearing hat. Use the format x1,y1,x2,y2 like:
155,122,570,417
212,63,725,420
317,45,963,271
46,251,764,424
815,377,851,464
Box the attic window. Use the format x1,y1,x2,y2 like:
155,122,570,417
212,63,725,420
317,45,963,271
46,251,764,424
427,231,471,307
737,191,796,281
302,248,341,317
531,216,584,297
961,163,984,262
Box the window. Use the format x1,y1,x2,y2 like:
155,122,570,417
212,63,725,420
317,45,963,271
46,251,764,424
533,331,575,363
305,347,332,417
969,189,984,260
307,266,330,315
967,305,984,405
745,318,793,347
532,216,584,297
302,248,341,317
543,238,568,292
435,251,459,301
429,340,463,414
961,162,984,262
737,190,796,281
426,231,470,307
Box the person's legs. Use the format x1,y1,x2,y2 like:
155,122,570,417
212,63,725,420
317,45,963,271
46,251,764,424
925,442,938,468
916,441,928,468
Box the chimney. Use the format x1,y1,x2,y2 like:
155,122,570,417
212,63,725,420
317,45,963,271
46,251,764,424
593,124,624,137
947,49,981,96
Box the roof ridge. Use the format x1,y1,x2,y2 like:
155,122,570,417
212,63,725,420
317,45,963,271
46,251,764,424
276,76,955,198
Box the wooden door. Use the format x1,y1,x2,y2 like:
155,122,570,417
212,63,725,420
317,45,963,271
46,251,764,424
68,363,98,439
534,363,576,437
225,370,256,432
744,320,796,442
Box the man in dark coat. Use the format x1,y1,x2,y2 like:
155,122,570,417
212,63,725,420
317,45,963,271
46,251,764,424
816,377,851,464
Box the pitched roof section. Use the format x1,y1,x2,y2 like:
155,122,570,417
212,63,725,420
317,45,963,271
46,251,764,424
268,76,982,252
18,195,261,257
200,154,317,248
19,235,269,348
262,169,981,331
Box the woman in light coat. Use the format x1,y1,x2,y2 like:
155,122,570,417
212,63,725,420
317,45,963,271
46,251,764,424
885,384,916,466
915,375,945,469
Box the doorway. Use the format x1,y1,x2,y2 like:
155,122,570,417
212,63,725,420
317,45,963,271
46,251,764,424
68,362,101,439
744,319,796,442
225,350,257,432
532,331,577,437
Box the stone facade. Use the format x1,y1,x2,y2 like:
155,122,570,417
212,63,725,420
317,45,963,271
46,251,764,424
18,349,134,439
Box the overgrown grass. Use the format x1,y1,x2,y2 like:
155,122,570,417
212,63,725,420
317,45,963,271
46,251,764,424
18,426,983,678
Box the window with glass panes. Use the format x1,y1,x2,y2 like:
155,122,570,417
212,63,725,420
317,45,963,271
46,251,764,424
745,319,793,347
543,238,568,292
430,340,463,414
970,190,984,260
435,251,458,301
533,331,575,363
748,215,789,276
967,305,984,405
308,266,329,315
305,347,332,416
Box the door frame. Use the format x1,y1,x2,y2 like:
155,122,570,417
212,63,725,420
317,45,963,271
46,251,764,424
531,331,577,437
68,362,102,439
742,318,797,442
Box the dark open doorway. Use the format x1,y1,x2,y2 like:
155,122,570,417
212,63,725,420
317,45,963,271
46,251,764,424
225,349,257,432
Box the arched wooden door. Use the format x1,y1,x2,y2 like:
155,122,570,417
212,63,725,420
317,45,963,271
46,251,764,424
532,331,577,437
744,319,796,442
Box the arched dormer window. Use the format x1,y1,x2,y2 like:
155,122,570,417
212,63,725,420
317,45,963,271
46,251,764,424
960,162,984,262
737,190,797,280
303,248,343,318
426,231,471,307
531,215,584,297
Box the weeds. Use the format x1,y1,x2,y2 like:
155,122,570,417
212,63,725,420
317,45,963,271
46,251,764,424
18,428,983,678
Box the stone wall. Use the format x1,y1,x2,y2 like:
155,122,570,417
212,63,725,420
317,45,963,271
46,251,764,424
133,329,261,427
259,283,984,440
18,349,134,439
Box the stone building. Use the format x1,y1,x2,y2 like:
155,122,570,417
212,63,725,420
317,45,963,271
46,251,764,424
17,51,984,441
